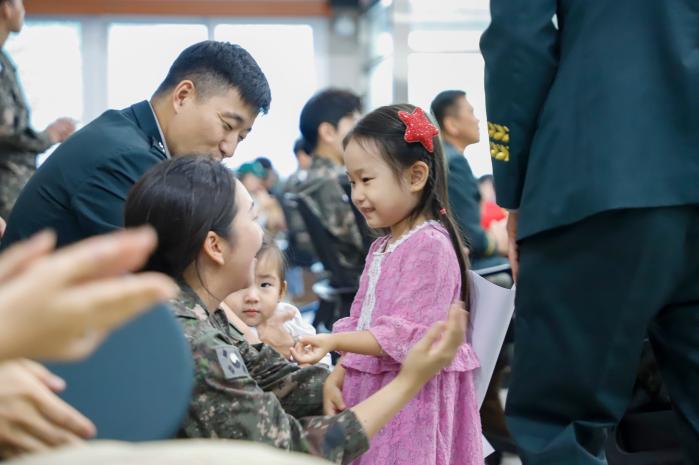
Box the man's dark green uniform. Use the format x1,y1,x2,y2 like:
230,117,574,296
481,1,699,463
0,101,167,250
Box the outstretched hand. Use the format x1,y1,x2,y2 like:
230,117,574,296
290,334,336,365
0,227,177,361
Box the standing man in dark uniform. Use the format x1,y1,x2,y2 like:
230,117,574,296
0,0,75,219
430,90,509,271
481,1,699,463
1,40,270,249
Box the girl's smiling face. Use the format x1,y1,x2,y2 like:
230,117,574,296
344,138,421,232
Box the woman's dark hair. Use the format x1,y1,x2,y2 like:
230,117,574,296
154,41,271,115
124,156,238,280
344,104,470,304
256,236,287,284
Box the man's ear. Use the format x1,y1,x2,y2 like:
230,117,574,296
407,161,429,193
443,115,460,137
317,121,337,145
201,231,226,266
171,80,196,113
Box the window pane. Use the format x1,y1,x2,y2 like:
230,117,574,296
408,52,491,176
6,21,82,132
368,57,393,110
107,23,208,109
215,24,316,177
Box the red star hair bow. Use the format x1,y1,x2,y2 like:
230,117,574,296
398,107,440,153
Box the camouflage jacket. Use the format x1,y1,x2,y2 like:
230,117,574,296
0,49,52,216
296,156,365,281
170,283,369,464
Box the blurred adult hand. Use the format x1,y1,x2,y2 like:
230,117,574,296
0,216,5,240
44,118,76,144
399,301,467,384
0,359,95,459
0,227,177,361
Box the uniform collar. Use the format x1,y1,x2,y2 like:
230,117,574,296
148,101,171,158
171,280,211,321
131,100,169,158
171,280,237,331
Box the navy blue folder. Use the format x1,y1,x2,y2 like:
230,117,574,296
44,303,193,441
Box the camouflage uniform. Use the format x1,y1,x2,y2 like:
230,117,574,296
170,282,369,464
0,50,52,218
283,169,317,266
295,156,364,282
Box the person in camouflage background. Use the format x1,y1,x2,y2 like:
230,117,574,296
296,89,366,285
170,281,369,464
296,155,365,276
0,0,75,218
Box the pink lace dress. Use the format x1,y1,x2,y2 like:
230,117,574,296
333,221,483,465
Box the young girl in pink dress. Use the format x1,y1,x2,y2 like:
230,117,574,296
291,105,483,465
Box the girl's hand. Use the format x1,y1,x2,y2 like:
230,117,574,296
399,302,467,384
290,334,336,365
323,363,346,415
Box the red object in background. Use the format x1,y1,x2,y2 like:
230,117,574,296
481,201,507,229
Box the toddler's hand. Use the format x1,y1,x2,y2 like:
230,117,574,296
290,334,335,365
323,362,346,415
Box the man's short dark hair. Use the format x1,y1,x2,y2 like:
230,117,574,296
430,90,466,129
299,89,361,153
154,41,271,114
293,138,309,157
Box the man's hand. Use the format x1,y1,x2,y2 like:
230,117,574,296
488,219,509,256
0,227,177,361
0,359,95,458
290,334,336,365
506,211,519,281
323,362,346,415
44,118,76,144
256,306,295,358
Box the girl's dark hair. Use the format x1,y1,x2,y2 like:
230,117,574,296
124,155,238,279
256,236,287,283
344,104,470,305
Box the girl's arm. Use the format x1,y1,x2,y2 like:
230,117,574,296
350,303,467,437
290,331,383,365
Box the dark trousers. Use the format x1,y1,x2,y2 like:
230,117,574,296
507,206,699,464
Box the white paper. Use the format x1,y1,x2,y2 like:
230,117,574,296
467,271,517,458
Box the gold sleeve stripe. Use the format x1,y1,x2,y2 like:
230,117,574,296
489,142,510,162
